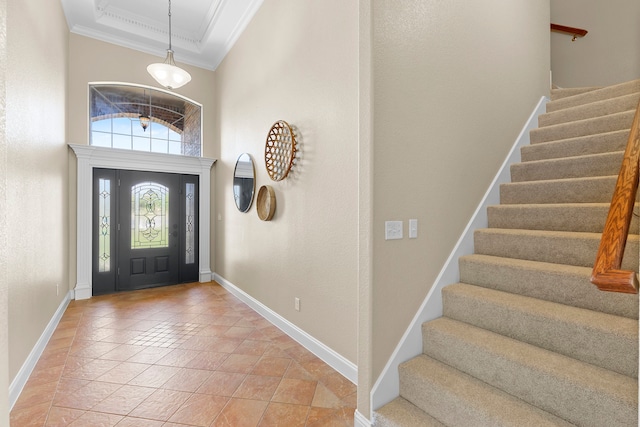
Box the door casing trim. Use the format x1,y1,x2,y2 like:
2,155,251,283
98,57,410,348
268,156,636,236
70,144,216,299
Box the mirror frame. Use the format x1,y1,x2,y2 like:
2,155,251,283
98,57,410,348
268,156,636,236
233,153,256,213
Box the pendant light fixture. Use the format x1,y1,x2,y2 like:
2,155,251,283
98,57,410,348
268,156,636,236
147,0,191,90
139,90,151,131
139,114,150,131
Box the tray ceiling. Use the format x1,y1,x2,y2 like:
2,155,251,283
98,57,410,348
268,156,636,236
61,0,263,70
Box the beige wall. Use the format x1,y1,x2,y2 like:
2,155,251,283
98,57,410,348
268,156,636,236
214,0,359,363
6,0,69,381
0,0,8,421
551,0,640,87
369,0,550,383
66,34,217,289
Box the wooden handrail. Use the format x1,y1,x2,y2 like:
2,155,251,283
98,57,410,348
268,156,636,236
591,100,640,294
551,23,588,41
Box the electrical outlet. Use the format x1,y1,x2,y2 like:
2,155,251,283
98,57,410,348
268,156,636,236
295,297,300,311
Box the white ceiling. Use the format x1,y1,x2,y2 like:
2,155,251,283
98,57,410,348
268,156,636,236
61,0,264,71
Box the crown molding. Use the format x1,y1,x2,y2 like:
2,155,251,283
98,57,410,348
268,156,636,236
61,0,264,71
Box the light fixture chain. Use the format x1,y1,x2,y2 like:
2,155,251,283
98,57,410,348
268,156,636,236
168,0,172,51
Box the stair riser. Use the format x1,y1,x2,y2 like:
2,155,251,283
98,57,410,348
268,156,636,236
487,203,639,233
530,111,635,144
546,79,640,112
500,176,616,204
510,151,624,182
521,129,629,161
442,284,638,377
422,320,638,427
539,93,640,127
399,356,573,427
473,229,639,270
459,255,639,319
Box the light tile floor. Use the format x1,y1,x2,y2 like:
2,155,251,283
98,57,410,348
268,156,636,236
10,282,356,426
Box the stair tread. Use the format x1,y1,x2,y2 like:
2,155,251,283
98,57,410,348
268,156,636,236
539,92,640,127
518,150,624,165
530,110,635,144
474,227,639,270
477,226,640,239
442,283,638,377
547,79,640,112
503,174,617,185
500,175,617,204
487,202,639,233
422,317,638,426
399,354,575,427
374,397,446,427
522,129,630,161
511,150,624,182
514,150,624,165
458,254,639,319
550,86,601,101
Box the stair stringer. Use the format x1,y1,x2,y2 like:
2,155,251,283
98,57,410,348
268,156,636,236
369,96,549,416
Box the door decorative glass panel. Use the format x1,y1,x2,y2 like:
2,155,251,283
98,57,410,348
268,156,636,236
185,183,195,264
131,182,170,249
98,178,111,272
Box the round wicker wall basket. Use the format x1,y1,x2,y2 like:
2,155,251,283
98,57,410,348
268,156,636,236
264,120,297,181
256,185,276,221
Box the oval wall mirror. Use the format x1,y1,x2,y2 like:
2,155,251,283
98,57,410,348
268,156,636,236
233,153,255,213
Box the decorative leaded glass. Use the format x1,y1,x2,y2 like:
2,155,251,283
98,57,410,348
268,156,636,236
185,183,195,264
131,182,170,249
98,178,111,272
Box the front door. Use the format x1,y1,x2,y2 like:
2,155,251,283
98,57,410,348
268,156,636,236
92,169,199,295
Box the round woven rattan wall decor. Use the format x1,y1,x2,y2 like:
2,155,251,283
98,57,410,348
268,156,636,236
264,120,297,181
256,185,276,221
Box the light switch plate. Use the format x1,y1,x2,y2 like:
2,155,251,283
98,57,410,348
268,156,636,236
409,219,418,238
385,221,403,240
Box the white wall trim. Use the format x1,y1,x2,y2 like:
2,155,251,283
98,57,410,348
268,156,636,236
213,273,358,385
370,96,549,412
354,409,372,427
69,144,216,300
9,291,72,410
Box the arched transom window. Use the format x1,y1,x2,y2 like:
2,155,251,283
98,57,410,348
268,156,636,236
89,83,202,157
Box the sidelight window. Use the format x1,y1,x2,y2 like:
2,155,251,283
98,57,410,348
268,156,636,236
185,182,196,264
97,178,111,272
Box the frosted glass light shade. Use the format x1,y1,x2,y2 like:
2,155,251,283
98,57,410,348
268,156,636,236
147,50,192,90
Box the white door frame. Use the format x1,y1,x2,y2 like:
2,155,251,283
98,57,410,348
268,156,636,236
70,144,216,300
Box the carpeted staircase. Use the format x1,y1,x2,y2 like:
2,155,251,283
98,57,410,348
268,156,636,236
374,79,640,427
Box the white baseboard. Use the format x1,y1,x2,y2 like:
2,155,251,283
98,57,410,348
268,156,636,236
9,290,72,410
213,273,357,384
73,282,91,300
199,269,213,283
354,409,372,427
370,96,549,412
